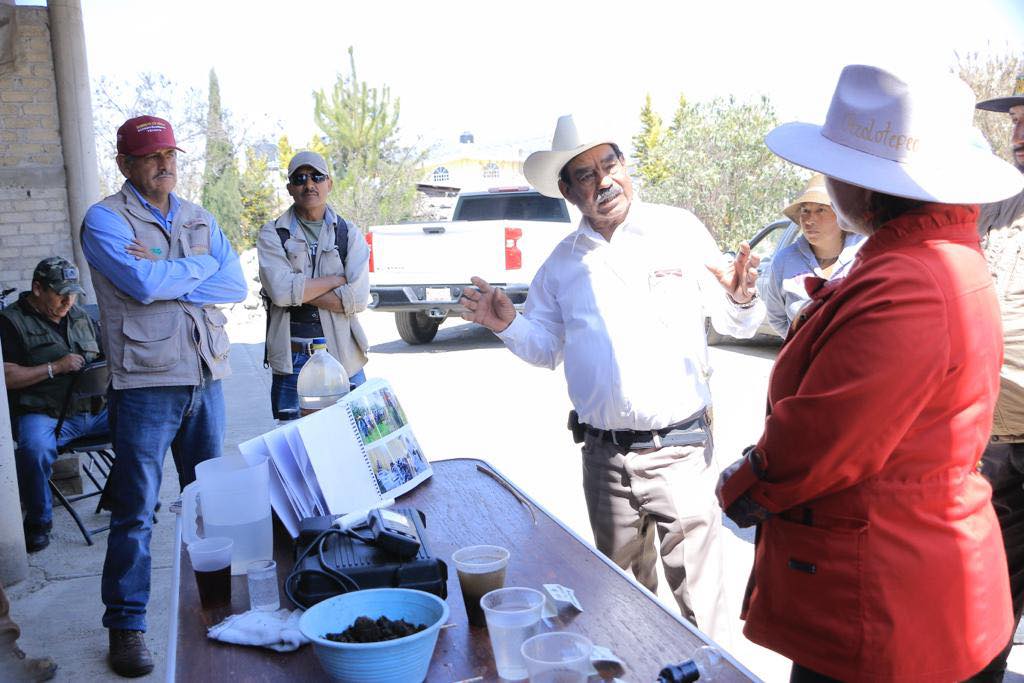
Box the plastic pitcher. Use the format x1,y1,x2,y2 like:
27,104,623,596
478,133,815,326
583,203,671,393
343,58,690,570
181,452,273,575
297,337,349,415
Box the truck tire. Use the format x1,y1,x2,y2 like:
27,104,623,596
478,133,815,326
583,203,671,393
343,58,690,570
396,311,441,345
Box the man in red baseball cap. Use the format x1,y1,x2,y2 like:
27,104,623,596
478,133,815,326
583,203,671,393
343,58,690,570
80,115,246,677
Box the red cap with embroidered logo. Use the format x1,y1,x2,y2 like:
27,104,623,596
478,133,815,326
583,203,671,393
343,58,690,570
116,115,185,156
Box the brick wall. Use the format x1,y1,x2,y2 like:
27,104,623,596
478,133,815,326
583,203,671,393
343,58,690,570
0,7,72,297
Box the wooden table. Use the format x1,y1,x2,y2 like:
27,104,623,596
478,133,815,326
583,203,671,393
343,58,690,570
169,458,759,681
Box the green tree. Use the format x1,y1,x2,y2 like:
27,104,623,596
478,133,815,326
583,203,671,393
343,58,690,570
312,47,425,229
633,94,671,187
639,95,806,249
238,147,279,250
955,48,1023,163
201,69,243,249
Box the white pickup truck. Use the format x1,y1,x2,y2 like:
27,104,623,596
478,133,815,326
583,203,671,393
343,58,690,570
367,187,575,344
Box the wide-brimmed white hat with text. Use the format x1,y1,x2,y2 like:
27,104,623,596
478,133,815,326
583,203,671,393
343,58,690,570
524,115,617,198
765,64,1023,204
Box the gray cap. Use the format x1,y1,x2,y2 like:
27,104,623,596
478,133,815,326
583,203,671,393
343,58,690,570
287,150,331,178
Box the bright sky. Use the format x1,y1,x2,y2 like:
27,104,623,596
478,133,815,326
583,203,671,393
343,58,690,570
59,0,1024,154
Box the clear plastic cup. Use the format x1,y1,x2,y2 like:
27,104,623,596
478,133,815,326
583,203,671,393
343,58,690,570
481,587,545,680
246,559,280,611
187,537,232,609
521,632,593,682
452,545,510,627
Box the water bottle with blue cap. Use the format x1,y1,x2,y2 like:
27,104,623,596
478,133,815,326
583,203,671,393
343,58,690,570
296,337,350,415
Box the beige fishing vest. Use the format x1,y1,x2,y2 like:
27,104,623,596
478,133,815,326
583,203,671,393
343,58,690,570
88,183,231,390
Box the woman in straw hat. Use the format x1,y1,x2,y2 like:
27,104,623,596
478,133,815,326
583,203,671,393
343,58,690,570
762,173,865,336
717,64,1023,681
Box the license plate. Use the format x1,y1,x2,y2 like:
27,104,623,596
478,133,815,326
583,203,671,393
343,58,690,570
425,287,451,302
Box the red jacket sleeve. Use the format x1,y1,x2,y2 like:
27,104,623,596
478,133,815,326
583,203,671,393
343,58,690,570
744,252,950,513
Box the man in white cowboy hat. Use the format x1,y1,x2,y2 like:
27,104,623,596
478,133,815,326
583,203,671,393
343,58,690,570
970,71,1024,683
460,114,765,640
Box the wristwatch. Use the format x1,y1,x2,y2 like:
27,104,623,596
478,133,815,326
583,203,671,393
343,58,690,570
47,362,54,379
729,291,759,309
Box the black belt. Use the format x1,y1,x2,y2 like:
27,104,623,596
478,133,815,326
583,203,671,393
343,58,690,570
571,409,710,453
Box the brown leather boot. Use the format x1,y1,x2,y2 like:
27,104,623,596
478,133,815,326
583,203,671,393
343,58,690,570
108,629,153,678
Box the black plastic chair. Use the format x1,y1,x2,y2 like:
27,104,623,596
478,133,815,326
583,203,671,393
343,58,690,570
49,359,114,546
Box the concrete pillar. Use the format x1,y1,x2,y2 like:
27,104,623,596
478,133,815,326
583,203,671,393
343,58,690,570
48,0,97,299
0,342,28,586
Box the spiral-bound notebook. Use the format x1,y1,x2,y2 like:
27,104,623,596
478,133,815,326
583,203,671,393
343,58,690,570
239,378,431,538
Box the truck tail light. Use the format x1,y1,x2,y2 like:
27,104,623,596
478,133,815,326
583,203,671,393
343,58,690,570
366,231,374,273
505,227,522,270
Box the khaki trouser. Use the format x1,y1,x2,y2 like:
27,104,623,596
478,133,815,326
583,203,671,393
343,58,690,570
581,431,731,644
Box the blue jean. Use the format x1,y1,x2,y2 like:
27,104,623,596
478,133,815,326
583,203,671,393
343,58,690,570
100,379,224,632
269,350,366,419
15,409,110,529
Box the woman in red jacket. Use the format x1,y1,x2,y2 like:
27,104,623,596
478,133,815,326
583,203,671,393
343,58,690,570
718,65,1024,682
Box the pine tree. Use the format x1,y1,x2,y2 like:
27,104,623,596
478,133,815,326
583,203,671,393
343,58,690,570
238,147,279,250
201,69,243,248
312,47,424,229
633,94,671,187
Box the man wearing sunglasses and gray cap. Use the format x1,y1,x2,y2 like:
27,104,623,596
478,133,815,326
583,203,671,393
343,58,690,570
0,257,106,555
81,115,247,677
971,71,1024,683
257,150,370,418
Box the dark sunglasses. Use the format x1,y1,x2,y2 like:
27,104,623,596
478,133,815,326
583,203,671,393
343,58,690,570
290,172,328,186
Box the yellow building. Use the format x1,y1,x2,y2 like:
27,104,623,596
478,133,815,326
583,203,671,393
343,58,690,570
418,132,540,192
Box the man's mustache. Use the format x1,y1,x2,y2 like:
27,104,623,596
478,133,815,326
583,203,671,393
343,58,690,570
154,172,175,180
597,185,622,204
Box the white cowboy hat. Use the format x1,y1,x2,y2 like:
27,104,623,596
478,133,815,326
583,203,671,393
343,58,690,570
524,115,618,198
976,71,1024,113
765,64,1023,204
782,173,831,222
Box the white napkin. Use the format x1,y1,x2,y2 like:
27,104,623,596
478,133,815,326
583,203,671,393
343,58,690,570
207,608,309,652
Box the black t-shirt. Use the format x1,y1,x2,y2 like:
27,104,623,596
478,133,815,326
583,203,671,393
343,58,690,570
0,298,70,367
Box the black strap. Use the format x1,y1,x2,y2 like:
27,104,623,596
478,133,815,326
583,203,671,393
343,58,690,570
274,215,349,265
261,214,350,368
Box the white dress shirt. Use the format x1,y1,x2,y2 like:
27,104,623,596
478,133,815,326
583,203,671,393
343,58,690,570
497,201,765,430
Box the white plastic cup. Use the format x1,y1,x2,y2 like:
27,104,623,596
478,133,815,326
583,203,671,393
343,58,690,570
481,587,545,680
187,537,232,609
246,559,280,611
521,632,593,682
452,545,510,627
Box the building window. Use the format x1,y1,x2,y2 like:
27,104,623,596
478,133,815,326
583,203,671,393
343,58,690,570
431,166,450,183
482,162,499,180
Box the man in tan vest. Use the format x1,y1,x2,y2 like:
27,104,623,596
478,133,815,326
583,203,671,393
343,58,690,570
81,115,246,677
257,150,370,419
972,74,1024,682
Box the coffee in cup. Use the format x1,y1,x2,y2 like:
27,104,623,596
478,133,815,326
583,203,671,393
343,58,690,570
451,545,510,627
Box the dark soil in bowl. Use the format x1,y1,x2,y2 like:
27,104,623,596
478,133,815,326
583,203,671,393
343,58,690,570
325,615,427,643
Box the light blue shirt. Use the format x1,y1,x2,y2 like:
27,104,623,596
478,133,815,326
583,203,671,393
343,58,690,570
762,232,866,336
82,182,247,306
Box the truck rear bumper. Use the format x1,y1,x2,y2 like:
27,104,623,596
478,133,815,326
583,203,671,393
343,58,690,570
369,284,529,314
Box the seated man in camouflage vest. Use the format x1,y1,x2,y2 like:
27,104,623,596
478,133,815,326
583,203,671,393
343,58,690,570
0,257,107,554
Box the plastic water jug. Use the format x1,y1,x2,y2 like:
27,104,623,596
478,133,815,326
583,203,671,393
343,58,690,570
181,452,273,575
297,337,349,415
